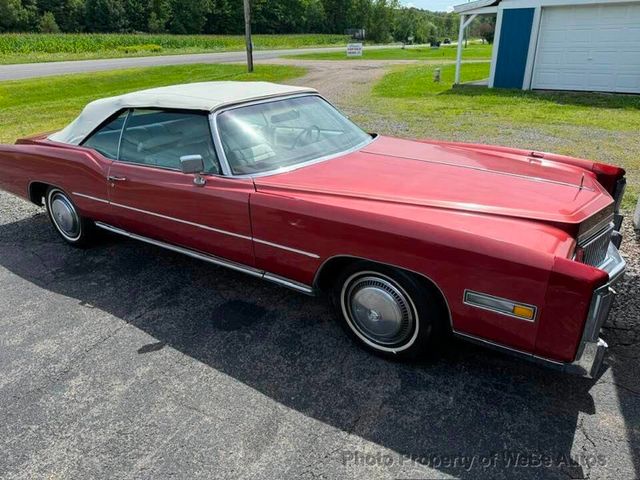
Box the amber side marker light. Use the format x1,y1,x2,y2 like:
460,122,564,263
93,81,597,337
512,305,536,320
464,290,538,322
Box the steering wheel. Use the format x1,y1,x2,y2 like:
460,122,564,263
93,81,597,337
291,125,321,149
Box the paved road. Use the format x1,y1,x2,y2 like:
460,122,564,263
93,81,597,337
0,45,388,81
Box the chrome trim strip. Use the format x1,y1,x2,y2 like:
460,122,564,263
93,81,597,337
581,222,614,248
116,109,131,160
109,201,253,241
463,289,537,322
95,221,261,276
576,245,625,355
74,192,319,258
598,241,626,281
209,93,376,179
253,238,320,259
569,242,625,377
94,221,314,295
577,207,614,243
72,192,110,204
361,150,595,192
453,330,563,366
455,330,606,379
263,273,313,294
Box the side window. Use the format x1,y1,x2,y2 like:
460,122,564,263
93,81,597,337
119,109,220,174
81,111,127,159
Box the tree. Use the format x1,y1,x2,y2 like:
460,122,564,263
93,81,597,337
253,0,306,34
477,19,495,44
365,0,396,43
168,0,211,34
38,10,59,31
393,7,416,44
205,0,243,34
84,0,127,32
37,0,85,31
0,0,38,31
0,0,24,31
147,0,170,33
442,12,454,38
124,0,150,32
415,18,435,44
301,0,325,32
322,0,349,33
1,0,465,38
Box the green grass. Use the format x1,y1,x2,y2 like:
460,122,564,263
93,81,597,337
0,33,350,64
374,62,490,96
285,43,492,61
350,62,640,209
0,63,306,143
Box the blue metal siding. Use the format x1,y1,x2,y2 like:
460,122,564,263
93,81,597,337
493,8,535,89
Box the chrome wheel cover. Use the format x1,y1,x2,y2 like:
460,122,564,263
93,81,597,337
341,272,419,352
48,190,81,241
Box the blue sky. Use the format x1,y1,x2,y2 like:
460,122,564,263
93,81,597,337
403,0,459,12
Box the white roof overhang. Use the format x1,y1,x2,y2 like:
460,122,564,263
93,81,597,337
454,0,500,13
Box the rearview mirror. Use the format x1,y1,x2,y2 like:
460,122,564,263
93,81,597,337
270,109,300,124
180,154,204,174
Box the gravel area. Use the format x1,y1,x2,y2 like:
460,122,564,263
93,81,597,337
261,58,414,104
0,61,639,479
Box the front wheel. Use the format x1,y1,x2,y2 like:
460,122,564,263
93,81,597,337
332,262,446,359
45,187,95,247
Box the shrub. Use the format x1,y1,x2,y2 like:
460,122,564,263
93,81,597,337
115,43,163,54
38,12,60,34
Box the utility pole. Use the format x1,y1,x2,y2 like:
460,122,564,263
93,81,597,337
243,0,253,73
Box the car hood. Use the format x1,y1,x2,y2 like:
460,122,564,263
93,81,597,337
254,136,613,225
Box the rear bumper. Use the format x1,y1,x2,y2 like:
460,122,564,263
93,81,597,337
565,242,626,378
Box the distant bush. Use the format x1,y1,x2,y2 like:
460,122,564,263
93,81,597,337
38,12,60,34
115,44,162,54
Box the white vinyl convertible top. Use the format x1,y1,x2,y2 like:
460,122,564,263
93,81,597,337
49,81,317,145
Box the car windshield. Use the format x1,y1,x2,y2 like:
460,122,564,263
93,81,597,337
216,95,372,175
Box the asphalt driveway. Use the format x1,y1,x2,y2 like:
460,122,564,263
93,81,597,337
0,187,639,479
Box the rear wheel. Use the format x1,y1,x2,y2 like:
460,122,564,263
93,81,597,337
45,187,94,247
332,261,446,359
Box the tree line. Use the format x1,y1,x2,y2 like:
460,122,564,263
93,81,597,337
0,0,463,44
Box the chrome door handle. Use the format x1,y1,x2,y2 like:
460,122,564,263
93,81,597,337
108,175,126,182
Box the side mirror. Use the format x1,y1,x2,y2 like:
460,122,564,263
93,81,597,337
180,154,204,174
180,154,206,186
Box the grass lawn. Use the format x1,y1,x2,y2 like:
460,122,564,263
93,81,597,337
0,33,349,65
348,62,640,210
286,43,492,61
0,63,306,143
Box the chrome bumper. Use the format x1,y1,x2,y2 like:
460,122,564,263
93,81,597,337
567,242,626,378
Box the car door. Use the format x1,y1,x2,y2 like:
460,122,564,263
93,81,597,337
106,108,255,267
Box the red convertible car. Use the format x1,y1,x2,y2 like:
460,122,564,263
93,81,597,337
0,82,627,378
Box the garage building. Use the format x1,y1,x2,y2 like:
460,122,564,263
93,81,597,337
453,0,640,93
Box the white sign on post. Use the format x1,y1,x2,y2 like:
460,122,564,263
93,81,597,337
346,43,363,57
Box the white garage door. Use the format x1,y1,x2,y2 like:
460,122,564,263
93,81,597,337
532,3,640,93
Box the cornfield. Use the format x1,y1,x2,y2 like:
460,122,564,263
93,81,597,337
0,33,349,55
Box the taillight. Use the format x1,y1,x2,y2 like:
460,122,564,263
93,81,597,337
592,163,626,194
612,177,626,214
